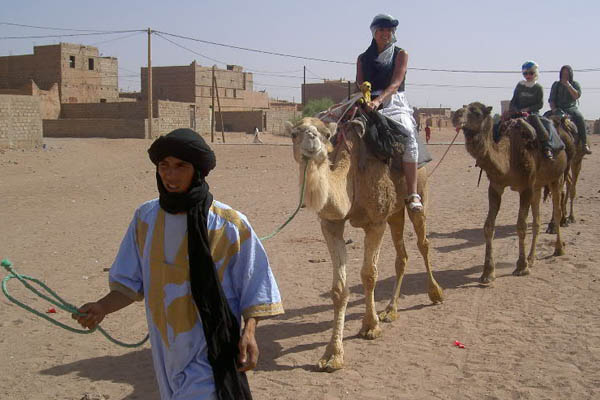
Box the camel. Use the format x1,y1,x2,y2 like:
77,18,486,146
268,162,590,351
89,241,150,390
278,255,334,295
545,116,585,232
285,117,443,372
452,102,568,284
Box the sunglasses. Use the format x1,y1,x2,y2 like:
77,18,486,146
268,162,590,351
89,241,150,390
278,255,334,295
523,71,535,76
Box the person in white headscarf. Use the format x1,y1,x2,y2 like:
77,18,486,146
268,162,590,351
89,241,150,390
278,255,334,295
356,13,422,212
508,60,554,159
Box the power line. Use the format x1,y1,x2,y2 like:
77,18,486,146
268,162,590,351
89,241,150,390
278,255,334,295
0,21,126,32
154,32,227,65
0,29,145,40
153,30,354,65
152,29,600,74
89,31,144,47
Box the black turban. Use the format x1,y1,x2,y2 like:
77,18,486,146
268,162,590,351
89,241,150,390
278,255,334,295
148,128,216,178
147,128,252,400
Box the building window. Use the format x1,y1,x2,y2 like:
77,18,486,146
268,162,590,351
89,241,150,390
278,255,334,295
100,99,106,103
88,58,94,70
69,56,75,68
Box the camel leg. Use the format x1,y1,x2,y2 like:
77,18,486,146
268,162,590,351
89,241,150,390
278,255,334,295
482,185,504,284
407,204,443,304
358,222,386,340
527,188,542,267
567,161,582,224
514,189,532,276
559,169,570,228
379,211,408,323
551,180,566,256
317,219,348,372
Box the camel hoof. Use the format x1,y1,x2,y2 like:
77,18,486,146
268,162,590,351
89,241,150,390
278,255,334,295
546,224,557,234
428,285,444,304
378,309,397,323
553,248,565,256
479,273,495,285
566,215,576,224
317,355,344,372
359,325,382,340
559,219,569,228
512,267,530,277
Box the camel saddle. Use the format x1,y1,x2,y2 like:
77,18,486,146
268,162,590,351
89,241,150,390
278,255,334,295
345,111,432,172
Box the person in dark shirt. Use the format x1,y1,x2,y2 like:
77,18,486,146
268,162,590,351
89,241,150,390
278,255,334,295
356,13,423,212
507,61,553,159
549,65,591,154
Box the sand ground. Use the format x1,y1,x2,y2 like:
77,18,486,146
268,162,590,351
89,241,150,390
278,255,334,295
1,127,599,400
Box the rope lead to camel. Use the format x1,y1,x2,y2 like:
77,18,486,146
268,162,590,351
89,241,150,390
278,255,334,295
1,259,149,348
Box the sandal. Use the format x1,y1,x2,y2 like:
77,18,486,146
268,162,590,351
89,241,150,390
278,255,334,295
406,193,423,212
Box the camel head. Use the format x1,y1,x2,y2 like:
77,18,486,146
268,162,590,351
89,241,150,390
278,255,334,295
452,102,493,138
285,117,337,165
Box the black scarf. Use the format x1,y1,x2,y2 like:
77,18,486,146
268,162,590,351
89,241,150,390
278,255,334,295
148,129,252,400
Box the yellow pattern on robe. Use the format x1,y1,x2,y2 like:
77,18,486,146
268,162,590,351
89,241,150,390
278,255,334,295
147,205,251,348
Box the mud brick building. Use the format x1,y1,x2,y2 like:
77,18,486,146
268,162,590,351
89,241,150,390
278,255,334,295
0,43,118,104
141,62,268,111
302,79,357,105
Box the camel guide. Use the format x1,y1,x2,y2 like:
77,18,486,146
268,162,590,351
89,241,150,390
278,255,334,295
73,128,284,400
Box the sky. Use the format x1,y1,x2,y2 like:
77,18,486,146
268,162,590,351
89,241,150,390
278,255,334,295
2,0,599,119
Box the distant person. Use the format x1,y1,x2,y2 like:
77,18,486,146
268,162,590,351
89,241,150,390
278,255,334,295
437,118,442,131
356,13,423,212
425,125,431,144
253,127,263,144
549,65,591,154
507,60,554,160
73,128,284,400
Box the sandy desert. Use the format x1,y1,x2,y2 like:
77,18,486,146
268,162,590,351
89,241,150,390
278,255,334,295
1,127,599,400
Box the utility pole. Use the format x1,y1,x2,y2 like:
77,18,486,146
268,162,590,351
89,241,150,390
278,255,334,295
213,74,225,143
147,28,153,139
211,65,215,143
302,65,306,106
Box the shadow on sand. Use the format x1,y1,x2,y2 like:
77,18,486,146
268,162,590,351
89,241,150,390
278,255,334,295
429,224,516,253
40,348,158,399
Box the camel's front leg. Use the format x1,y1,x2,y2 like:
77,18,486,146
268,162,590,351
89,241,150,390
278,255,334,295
407,202,443,304
482,185,504,283
550,179,565,256
567,160,582,224
379,211,408,323
359,223,386,340
527,188,542,266
514,189,532,276
318,219,348,372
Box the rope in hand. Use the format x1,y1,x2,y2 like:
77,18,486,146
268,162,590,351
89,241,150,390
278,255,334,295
0,162,308,345
1,259,148,348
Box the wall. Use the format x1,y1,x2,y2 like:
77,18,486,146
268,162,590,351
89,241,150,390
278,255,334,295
0,80,60,119
302,81,357,105
141,64,196,103
61,101,147,119
266,108,298,135
0,95,43,149
157,100,196,135
215,110,263,133
43,119,146,138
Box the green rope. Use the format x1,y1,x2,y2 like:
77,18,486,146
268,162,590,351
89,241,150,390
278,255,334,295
259,161,308,241
1,259,148,348
0,162,309,346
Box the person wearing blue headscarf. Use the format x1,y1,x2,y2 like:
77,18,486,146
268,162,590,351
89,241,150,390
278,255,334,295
508,60,554,160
